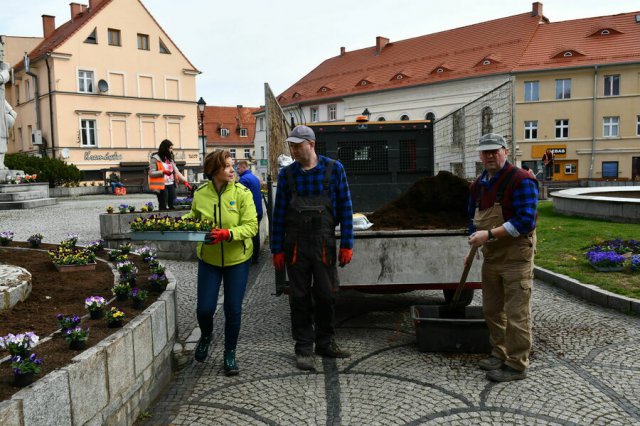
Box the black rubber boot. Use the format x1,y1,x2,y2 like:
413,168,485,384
223,350,239,376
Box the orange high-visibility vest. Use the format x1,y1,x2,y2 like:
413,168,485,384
148,160,166,191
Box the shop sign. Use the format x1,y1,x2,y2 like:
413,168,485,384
531,145,566,159
84,151,123,161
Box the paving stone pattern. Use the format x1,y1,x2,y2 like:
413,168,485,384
2,196,640,425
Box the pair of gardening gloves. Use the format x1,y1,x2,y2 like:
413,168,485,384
204,229,231,245
272,248,352,271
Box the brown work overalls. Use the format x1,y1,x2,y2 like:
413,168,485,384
473,173,536,372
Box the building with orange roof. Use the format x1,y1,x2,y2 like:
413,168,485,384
201,105,259,168
256,2,640,182
3,0,201,183
514,11,640,181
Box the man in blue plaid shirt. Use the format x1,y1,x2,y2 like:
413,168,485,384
467,133,538,383
271,125,354,371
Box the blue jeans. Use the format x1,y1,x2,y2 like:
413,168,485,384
110,182,123,193
196,259,250,351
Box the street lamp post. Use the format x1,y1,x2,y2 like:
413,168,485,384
197,97,206,167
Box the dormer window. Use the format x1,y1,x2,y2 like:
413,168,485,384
588,27,621,37
240,128,248,137
391,73,409,81
293,92,301,98
437,68,444,73
564,51,573,57
601,29,610,35
360,81,367,86
320,87,328,92
277,96,286,102
552,49,584,60
431,65,451,75
84,28,97,44
396,74,403,80
220,128,229,137
357,79,373,87
483,59,491,65
475,56,500,67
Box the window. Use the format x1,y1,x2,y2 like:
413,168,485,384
400,114,410,121
603,116,619,137
78,70,94,93
244,148,251,158
564,163,577,174
25,79,31,100
15,85,19,104
524,121,538,140
229,148,236,158
604,75,620,96
602,161,619,178
453,110,464,146
481,106,493,134
220,128,229,136
240,128,248,137
258,117,264,131
159,38,170,54
108,29,121,46
555,119,569,139
310,107,319,122
137,33,150,50
260,146,265,158
377,116,386,122
555,79,571,99
637,116,640,136
524,81,539,102
451,162,464,178
425,112,435,121
328,104,337,121
85,28,97,44
80,119,97,146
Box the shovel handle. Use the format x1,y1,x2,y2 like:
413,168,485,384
451,245,479,305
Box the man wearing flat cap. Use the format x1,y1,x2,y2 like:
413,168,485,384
271,125,354,371
467,133,538,382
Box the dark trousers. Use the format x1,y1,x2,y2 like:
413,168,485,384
156,184,176,210
110,182,123,193
196,259,250,351
285,238,337,355
251,215,262,263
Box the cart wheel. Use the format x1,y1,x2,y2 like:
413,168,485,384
442,289,474,306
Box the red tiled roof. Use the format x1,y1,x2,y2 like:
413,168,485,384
514,11,640,72
202,106,260,147
14,0,199,73
277,11,545,106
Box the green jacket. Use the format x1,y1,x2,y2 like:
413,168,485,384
184,181,258,267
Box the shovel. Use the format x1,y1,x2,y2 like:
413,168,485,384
441,245,479,317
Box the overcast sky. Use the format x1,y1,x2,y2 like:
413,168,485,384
1,0,639,107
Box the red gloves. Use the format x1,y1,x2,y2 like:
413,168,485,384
338,248,353,267
163,169,173,176
183,181,192,190
273,253,285,271
205,228,230,244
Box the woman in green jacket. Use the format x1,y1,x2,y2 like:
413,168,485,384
185,150,257,374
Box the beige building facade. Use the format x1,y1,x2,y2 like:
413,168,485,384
5,0,200,180
515,65,640,182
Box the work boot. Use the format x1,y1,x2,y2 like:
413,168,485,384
487,365,527,382
223,350,239,376
315,341,351,358
295,354,316,371
478,356,504,371
194,334,212,363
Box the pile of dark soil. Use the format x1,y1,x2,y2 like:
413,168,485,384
0,243,162,401
368,171,470,230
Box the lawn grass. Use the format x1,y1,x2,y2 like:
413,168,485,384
536,200,640,299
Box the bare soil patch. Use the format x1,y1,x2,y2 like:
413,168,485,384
0,243,161,401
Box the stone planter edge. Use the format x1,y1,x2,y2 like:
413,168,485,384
3,270,177,425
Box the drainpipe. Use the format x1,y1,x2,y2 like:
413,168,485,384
25,68,44,158
589,65,598,179
45,53,55,159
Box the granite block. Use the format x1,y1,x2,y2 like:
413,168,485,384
15,370,72,426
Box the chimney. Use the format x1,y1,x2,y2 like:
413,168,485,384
89,0,102,9
340,46,346,55
42,15,56,38
236,105,243,108
531,2,543,17
375,36,389,55
70,3,86,21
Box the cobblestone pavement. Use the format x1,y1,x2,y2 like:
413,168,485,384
3,198,640,425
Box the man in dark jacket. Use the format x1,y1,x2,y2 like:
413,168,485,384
237,160,263,264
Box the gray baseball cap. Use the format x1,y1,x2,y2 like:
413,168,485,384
286,125,316,143
477,133,507,151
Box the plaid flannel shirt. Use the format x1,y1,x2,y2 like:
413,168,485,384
271,155,353,253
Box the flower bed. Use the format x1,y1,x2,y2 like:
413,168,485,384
584,239,640,273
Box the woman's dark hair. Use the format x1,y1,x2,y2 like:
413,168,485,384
204,150,231,180
157,139,174,161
